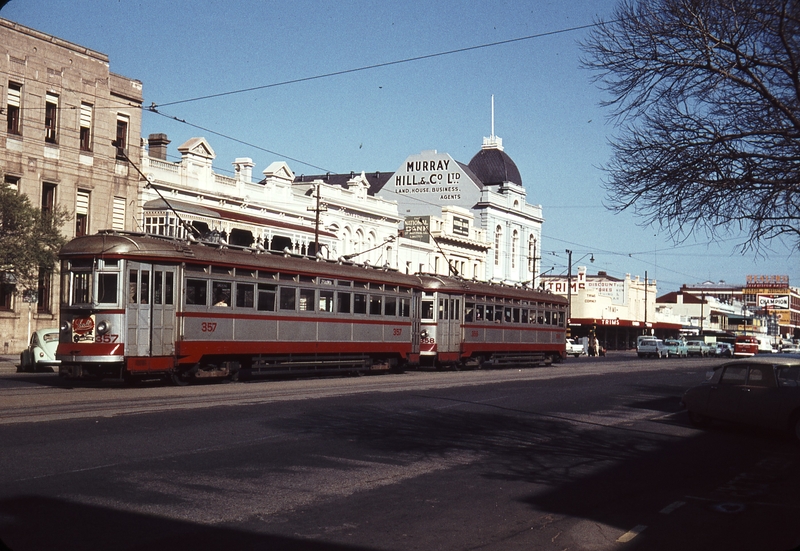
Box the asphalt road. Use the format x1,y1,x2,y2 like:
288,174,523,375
1,354,799,551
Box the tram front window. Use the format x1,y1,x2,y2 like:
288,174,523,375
96,273,118,304
72,272,92,305
421,299,434,321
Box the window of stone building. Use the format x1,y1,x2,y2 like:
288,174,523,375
115,114,129,159
0,272,14,310
37,268,52,314
41,183,56,218
112,197,125,231
7,82,22,135
76,190,90,237
79,102,93,151
4,175,19,191
44,92,58,143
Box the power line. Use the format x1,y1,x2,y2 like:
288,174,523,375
151,21,606,109
148,108,332,173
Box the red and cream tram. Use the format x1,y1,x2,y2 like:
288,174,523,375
56,231,566,383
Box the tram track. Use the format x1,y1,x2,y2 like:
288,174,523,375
0,358,709,425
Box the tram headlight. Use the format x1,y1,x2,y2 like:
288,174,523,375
61,321,71,334
420,329,428,339
96,320,110,335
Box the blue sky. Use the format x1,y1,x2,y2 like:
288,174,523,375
2,0,795,292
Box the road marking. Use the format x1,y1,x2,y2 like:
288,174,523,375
616,524,647,543
660,501,686,514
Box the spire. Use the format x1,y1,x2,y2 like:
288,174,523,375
482,95,504,151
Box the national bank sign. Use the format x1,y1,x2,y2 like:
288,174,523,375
382,150,481,216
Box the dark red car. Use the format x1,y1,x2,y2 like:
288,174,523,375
682,355,800,441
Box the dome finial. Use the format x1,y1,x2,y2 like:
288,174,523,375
482,95,503,151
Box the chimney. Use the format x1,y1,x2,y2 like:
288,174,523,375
148,133,170,160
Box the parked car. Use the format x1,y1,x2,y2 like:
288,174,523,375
637,338,669,358
686,340,711,357
734,335,759,357
781,344,800,354
664,339,688,358
714,342,734,357
681,355,800,441
566,338,584,357
18,328,60,372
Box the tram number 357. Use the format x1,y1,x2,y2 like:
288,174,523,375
201,322,217,333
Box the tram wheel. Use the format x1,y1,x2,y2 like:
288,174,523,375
170,370,190,386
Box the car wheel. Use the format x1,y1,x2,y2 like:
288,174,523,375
688,410,710,428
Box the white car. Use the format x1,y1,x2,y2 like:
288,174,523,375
637,338,669,358
18,328,60,372
566,338,584,357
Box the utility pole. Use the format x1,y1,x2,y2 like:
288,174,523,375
307,183,327,257
566,249,572,328
644,270,648,332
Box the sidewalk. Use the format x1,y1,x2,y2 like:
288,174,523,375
0,355,19,374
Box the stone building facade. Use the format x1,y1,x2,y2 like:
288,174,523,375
0,18,142,353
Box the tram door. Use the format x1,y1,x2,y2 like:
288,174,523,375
410,291,421,354
436,293,462,357
127,262,177,357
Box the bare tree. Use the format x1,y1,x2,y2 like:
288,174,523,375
582,0,800,251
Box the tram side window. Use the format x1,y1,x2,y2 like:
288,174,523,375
319,290,334,312
494,306,504,323
465,302,474,322
504,307,512,323
185,278,208,306
280,287,296,310
236,283,254,308
399,297,410,317
212,281,230,307
485,305,494,322
337,292,351,313
73,272,92,305
128,272,137,304
421,300,434,321
165,272,174,305
299,288,315,311
369,295,382,315
475,304,484,321
557,311,565,326
521,309,529,323
354,293,367,314
154,271,163,304
544,310,552,325
257,283,276,311
385,296,397,316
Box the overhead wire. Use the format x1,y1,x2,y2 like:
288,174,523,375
151,21,609,109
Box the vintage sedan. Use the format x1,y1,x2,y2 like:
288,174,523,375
686,340,711,357
18,328,61,372
664,339,688,358
682,355,800,441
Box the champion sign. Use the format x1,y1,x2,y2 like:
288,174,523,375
758,295,789,309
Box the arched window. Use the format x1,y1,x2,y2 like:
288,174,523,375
494,225,502,266
511,230,519,269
